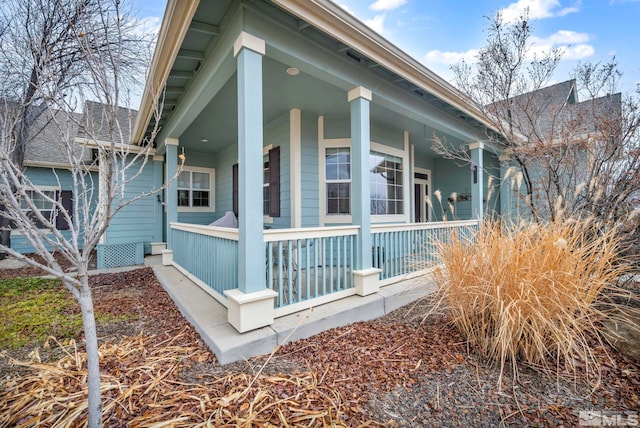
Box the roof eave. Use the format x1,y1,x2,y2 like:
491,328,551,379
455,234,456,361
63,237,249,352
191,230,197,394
132,0,200,145
272,0,492,132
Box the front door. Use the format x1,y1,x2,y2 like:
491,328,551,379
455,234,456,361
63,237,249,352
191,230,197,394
414,169,431,222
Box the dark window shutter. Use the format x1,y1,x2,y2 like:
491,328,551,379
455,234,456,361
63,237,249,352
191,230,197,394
56,191,73,230
232,163,239,218
268,147,280,217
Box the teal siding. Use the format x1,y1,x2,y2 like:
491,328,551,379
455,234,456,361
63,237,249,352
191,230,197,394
301,113,319,227
371,123,404,151
432,159,473,221
175,150,218,226
323,116,350,140
177,212,217,224
213,143,237,222
12,167,98,254
106,157,161,253
484,151,501,219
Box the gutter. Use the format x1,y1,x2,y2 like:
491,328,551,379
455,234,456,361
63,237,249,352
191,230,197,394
132,0,200,146
272,0,492,131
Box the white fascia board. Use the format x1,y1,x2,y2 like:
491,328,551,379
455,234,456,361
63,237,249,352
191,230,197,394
132,0,200,145
76,137,157,156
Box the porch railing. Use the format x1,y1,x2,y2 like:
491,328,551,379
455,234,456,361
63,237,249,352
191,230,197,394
372,220,479,283
264,226,359,316
170,223,238,302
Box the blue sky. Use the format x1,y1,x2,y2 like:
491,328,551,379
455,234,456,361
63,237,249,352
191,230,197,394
136,0,640,94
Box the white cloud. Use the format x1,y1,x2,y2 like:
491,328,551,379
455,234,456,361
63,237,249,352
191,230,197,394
133,16,161,37
529,30,594,60
531,30,589,45
370,0,407,11
499,0,580,22
423,49,480,65
339,3,357,16
560,44,595,60
364,14,386,34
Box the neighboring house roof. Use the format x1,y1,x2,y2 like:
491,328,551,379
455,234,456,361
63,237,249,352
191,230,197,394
132,0,495,146
488,80,622,145
1,100,138,169
24,109,89,167
77,100,138,145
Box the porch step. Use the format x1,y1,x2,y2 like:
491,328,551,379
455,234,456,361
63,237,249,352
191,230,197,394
145,255,436,364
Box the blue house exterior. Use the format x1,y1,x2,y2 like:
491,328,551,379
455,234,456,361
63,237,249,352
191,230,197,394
114,0,508,332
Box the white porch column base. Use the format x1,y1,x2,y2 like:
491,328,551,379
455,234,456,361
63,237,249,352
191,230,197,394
161,249,174,266
151,242,167,255
224,288,278,333
354,268,382,296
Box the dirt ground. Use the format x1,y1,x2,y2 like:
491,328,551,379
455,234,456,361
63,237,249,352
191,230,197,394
1,265,639,426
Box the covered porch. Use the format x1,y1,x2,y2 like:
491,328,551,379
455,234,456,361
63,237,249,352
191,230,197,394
135,0,499,332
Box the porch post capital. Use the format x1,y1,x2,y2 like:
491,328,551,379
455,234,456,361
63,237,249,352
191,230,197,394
233,31,265,57
468,141,484,151
348,86,372,102
165,137,179,146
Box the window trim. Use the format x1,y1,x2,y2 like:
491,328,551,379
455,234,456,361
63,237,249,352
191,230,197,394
12,185,61,235
318,137,410,225
319,138,352,225
177,165,215,213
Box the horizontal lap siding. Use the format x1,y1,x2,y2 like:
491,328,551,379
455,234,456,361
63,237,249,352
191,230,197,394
432,158,473,221
11,167,98,254
301,114,319,227
212,144,237,223
106,158,160,253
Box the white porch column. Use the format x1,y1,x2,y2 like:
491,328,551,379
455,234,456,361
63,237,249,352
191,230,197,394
349,86,381,296
499,154,512,221
224,31,276,333
164,138,179,252
151,154,166,255
469,142,484,221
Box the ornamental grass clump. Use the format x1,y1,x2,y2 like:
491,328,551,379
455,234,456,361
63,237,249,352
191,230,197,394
433,218,630,383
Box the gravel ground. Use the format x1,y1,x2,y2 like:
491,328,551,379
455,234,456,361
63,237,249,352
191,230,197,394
1,265,639,426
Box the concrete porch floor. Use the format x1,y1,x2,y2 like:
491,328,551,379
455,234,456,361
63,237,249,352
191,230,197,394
145,255,437,364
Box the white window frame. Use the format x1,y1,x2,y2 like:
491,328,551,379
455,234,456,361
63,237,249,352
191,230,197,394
318,137,410,225
177,166,215,213
12,185,61,235
370,142,409,224
319,138,352,225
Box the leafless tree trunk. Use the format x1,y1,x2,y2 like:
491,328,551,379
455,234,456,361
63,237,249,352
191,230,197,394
0,0,149,258
0,1,169,427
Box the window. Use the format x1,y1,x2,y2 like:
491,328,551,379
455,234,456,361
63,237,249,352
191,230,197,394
323,147,405,216
177,167,214,211
325,147,351,215
263,154,270,215
370,150,404,215
19,188,72,230
21,189,56,228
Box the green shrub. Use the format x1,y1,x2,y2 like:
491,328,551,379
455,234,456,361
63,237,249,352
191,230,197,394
433,218,630,383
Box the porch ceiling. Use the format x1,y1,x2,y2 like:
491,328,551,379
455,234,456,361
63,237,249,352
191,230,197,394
146,0,476,158
178,54,463,158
